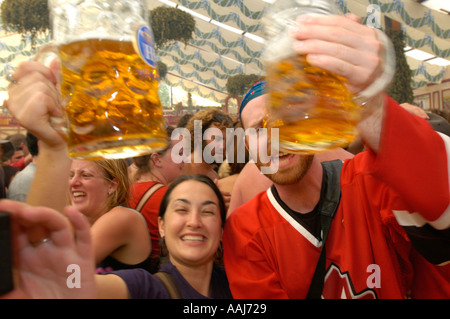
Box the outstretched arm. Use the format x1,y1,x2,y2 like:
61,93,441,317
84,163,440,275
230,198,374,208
291,14,450,266
6,61,71,213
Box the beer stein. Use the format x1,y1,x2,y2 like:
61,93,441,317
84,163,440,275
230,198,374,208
262,0,393,154
38,0,167,160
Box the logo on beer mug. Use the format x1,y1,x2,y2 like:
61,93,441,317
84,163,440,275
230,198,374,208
136,25,157,68
366,5,381,29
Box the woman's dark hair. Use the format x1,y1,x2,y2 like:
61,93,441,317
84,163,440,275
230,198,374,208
26,132,39,156
158,174,226,226
227,120,249,175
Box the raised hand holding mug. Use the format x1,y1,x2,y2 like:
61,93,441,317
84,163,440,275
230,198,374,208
262,0,394,154
35,0,167,160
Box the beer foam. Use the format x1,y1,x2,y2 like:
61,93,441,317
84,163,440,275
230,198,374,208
61,32,133,44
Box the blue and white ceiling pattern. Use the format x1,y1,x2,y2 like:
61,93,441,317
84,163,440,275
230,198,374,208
0,0,449,109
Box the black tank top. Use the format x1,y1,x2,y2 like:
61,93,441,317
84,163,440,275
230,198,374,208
97,254,159,274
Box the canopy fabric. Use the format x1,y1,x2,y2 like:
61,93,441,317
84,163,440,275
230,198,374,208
0,0,448,111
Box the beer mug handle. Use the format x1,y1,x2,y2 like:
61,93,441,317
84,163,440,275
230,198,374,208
34,43,69,137
354,30,395,105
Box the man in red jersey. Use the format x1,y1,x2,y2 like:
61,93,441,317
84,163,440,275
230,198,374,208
223,14,450,299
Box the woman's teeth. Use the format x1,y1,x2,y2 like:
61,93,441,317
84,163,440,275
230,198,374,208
181,235,206,242
72,191,86,197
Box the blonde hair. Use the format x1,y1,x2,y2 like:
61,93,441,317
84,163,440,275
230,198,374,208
95,158,130,211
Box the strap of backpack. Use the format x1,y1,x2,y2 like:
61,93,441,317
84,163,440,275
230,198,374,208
306,160,343,299
154,272,182,299
135,183,164,212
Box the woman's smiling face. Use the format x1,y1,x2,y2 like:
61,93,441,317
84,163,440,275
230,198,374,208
158,180,223,268
69,160,116,223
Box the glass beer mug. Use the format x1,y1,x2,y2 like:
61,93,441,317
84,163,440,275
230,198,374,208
262,0,362,154
38,0,168,160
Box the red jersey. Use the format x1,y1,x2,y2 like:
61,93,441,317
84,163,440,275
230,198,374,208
223,96,450,299
129,181,168,258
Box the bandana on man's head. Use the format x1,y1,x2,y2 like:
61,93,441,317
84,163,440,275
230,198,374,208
239,80,266,117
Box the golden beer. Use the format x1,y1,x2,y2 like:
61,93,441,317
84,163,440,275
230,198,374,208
265,54,363,154
58,38,167,159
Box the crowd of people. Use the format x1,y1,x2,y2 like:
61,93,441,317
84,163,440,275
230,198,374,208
0,13,449,299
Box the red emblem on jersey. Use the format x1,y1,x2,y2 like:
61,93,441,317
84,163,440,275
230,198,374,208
322,264,377,299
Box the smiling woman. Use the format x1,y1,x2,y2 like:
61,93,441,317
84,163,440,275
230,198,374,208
69,160,129,223
65,158,155,273
100,174,232,299
158,174,226,266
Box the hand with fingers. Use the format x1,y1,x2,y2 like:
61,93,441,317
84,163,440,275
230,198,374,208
5,61,72,211
5,61,67,151
0,200,97,299
291,13,395,152
292,13,394,106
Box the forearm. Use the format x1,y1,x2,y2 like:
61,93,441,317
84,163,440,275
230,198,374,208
26,143,71,213
368,95,450,219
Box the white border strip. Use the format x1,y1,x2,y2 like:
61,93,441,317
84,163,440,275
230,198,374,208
394,132,450,231
392,210,426,227
266,188,322,247
432,132,450,230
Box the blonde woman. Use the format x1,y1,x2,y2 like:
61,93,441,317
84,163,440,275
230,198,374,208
69,159,152,272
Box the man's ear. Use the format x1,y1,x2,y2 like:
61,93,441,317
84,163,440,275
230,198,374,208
151,153,162,167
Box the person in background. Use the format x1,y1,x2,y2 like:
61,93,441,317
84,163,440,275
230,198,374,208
8,132,39,202
176,112,194,128
182,109,233,182
427,111,450,136
69,158,153,273
0,140,19,192
0,140,15,198
6,133,31,170
181,109,234,210
428,108,450,123
217,120,250,195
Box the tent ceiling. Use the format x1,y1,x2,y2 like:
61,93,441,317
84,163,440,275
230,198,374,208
0,0,449,111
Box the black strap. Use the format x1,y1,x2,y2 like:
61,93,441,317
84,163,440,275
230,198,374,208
306,160,342,299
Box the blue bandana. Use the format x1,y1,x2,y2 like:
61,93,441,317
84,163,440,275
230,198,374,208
239,80,266,117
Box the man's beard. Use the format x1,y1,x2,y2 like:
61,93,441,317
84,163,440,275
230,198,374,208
257,153,314,185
